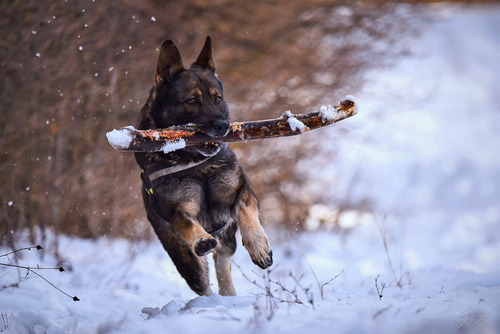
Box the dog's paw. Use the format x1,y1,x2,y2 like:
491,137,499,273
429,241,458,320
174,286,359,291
242,230,273,269
195,236,218,257
251,249,273,269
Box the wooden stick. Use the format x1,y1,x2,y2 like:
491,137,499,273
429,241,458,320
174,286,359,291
106,97,357,152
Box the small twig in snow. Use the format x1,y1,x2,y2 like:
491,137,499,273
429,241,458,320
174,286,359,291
373,304,392,319
375,275,385,301
206,308,241,322
1,313,8,331
320,270,344,297
373,212,411,289
295,245,344,300
234,262,315,320
295,245,322,297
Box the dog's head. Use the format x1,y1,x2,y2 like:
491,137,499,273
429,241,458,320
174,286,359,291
149,36,230,139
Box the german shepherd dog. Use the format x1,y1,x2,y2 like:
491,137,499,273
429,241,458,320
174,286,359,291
135,36,273,296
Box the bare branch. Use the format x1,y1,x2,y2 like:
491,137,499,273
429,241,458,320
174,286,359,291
0,246,79,301
0,245,42,258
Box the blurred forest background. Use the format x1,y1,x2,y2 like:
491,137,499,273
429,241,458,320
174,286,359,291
0,0,471,248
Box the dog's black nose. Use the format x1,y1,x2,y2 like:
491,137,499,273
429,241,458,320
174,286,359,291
211,119,230,137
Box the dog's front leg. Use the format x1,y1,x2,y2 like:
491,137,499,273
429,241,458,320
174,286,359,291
237,188,273,269
172,209,218,257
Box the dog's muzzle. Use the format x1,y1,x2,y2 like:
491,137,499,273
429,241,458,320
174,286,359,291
206,119,230,138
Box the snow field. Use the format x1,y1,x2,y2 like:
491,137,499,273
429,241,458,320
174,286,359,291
1,222,498,333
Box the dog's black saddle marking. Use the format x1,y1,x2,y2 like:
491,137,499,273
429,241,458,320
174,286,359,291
140,144,230,237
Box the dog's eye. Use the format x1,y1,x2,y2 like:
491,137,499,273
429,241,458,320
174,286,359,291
214,95,222,103
186,98,197,105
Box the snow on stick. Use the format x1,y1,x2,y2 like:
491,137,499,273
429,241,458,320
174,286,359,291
107,97,357,152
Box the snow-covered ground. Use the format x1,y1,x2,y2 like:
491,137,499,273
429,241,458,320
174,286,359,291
2,4,500,334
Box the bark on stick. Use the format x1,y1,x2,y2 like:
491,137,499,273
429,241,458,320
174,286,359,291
106,98,357,152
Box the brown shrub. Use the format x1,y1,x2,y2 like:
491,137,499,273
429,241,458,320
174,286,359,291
0,0,423,245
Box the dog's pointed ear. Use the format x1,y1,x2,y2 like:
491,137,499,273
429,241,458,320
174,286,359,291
156,40,184,85
191,36,216,72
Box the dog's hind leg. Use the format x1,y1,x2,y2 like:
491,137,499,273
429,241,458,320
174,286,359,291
147,206,215,296
237,185,273,269
213,223,237,296
152,222,213,296
168,245,213,296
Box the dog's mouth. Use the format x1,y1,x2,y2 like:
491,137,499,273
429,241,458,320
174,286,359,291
195,141,222,156
201,119,231,139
